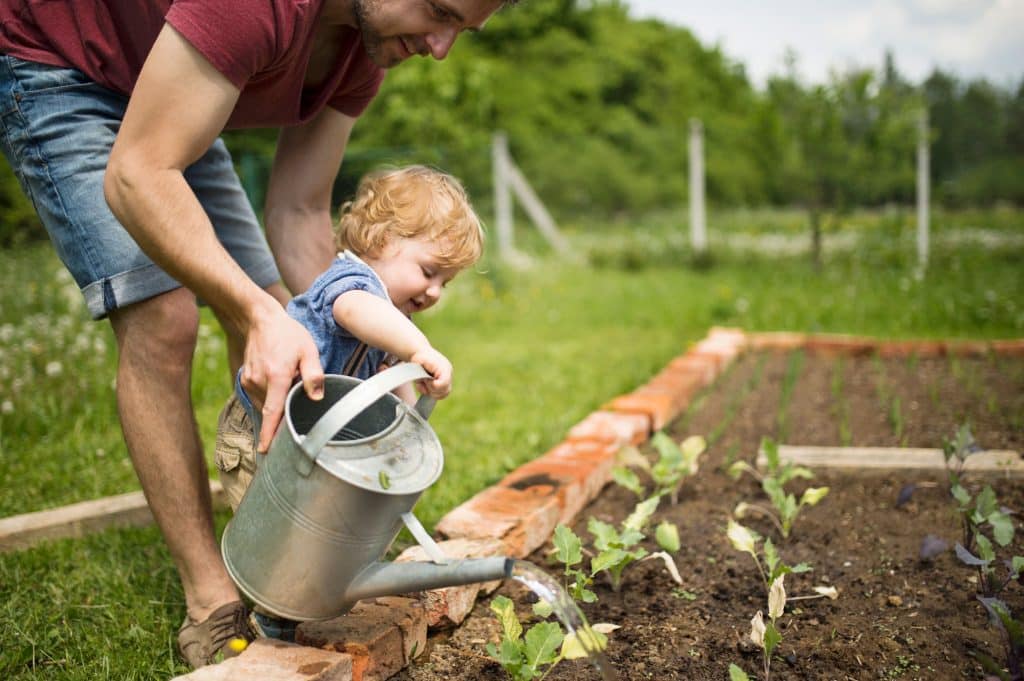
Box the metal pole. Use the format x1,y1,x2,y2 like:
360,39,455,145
689,118,707,253
492,132,513,260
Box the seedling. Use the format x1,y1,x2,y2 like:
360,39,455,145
942,422,981,487
730,438,829,539
649,433,706,505
589,496,659,592
952,483,1021,597
486,595,608,681
551,524,597,604
974,597,1024,681
727,519,812,595
612,432,706,505
729,574,787,681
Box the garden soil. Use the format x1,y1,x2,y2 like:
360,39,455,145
396,351,1024,681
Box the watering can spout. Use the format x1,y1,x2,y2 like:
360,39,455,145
345,556,514,606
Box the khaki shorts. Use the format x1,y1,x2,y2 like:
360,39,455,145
214,393,259,512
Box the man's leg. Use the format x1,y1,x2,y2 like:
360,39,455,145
109,287,239,622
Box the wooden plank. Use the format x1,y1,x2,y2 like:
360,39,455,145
756,446,1024,476
0,480,226,553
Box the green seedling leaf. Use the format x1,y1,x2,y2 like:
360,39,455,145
552,524,582,567
490,595,523,642
615,445,651,472
727,520,759,556
591,548,630,575
988,510,1015,547
588,518,618,551
624,496,661,532
951,484,971,506
762,437,780,472
764,620,783,656
656,521,681,552
976,486,999,518
378,470,391,490
523,622,563,671
652,431,683,466
1011,556,1024,579
977,533,997,563
729,663,752,681
800,486,830,507
680,435,707,468
532,600,553,619
612,466,644,498
727,460,757,480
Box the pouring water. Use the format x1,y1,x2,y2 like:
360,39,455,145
510,560,618,681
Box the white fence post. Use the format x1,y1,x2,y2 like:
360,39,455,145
492,132,514,261
916,109,930,273
688,118,707,254
491,132,572,263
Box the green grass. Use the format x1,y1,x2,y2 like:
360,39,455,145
1,208,1023,678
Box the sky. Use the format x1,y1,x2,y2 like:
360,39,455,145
625,0,1024,88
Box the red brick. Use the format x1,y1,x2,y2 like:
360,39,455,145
567,410,651,446
804,334,876,357
296,598,426,681
667,354,718,386
945,340,994,357
504,452,613,525
435,486,560,558
395,538,506,627
604,391,676,431
875,340,947,358
645,369,706,412
171,638,353,681
707,326,747,346
992,339,1024,357
748,332,808,352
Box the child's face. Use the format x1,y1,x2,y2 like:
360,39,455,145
364,236,462,315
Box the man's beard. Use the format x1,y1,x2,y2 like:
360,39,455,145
353,0,389,66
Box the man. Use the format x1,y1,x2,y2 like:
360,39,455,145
0,0,508,668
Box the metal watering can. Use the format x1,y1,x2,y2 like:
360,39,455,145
221,363,512,621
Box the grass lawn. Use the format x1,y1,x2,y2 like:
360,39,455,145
1,208,1022,678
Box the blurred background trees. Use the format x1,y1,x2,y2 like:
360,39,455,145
1,0,1020,246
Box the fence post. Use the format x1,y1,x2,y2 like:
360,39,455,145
916,109,930,274
688,118,707,254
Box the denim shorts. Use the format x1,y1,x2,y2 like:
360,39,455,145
0,55,281,319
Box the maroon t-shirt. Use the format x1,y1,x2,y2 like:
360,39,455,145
0,0,385,127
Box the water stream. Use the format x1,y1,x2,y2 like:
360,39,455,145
510,560,618,681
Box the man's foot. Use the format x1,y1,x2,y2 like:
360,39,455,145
177,601,253,669
249,610,298,643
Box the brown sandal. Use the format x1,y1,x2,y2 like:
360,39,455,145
177,601,253,669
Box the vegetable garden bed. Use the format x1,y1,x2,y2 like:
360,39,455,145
397,350,1024,681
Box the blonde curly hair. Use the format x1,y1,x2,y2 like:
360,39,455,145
335,165,483,269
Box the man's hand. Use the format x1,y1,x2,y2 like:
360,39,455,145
409,347,453,399
241,306,324,452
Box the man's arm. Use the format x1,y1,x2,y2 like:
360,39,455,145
264,108,358,296
334,291,453,399
104,24,324,451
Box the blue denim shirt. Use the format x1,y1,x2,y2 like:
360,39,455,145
236,251,391,435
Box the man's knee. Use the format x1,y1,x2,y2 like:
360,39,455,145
111,288,201,368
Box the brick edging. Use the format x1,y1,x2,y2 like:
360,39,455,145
173,328,1024,680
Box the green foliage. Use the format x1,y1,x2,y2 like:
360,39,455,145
650,433,707,505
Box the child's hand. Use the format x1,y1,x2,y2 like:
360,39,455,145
409,347,453,399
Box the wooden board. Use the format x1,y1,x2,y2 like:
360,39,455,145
756,446,1024,476
0,480,226,553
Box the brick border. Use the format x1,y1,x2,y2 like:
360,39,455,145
161,329,1023,679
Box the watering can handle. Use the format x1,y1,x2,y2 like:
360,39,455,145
299,362,434,462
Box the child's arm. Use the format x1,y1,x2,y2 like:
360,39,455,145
333,290,452,399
